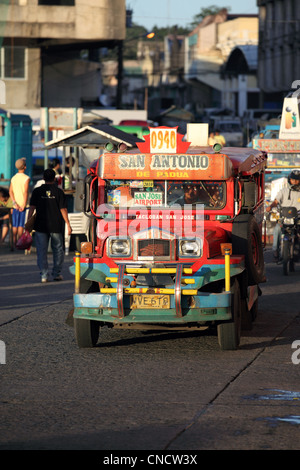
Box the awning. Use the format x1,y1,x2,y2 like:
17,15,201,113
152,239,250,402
43,124,144,150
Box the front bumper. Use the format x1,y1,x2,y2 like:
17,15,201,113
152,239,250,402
71,260,244,324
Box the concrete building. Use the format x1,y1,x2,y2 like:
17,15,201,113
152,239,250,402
221,45,259,117
0,0,126,109
257,0,300,107
184,9,259,117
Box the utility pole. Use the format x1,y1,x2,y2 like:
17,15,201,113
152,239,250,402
116,40,123,109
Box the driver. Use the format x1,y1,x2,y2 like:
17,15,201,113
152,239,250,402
266,170,300,261
184,185,200,204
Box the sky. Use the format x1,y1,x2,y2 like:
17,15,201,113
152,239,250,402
128,0,258,30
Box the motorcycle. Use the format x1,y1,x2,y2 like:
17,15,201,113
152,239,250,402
279,206,300,275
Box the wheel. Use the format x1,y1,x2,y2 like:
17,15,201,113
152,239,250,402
66,279,99,327
73,279,100,347
218,280,241,350
232,215,265,284
282,239,289,276
74,318,100,348
241,298,252,331
250,299,258,321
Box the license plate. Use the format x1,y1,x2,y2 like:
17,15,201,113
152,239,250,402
130,294,170,309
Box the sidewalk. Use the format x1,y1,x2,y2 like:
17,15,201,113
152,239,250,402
0,242,75,326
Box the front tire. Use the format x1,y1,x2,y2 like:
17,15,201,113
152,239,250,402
232,215,264,284
218,280,241,350
74,280,100,348
282,239,289,276
74,318,100,348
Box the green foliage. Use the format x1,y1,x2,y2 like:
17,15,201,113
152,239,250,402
102,6,231,62
189,4,231,29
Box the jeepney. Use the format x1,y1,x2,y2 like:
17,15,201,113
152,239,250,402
252,137,300,242
72,124,267,350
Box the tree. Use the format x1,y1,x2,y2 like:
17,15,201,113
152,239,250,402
189,5,231,29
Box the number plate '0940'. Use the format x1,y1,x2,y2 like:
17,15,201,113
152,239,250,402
130,294,170,309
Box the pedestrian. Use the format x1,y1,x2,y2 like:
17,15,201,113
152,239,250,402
0,187,13,243
49,157,61,177
214,129,226,146
27,168,72,283
266,170,300,260
208,132,215,146
64,156,75,189
9,158,30,245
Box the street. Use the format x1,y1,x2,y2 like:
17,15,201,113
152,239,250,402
0,244,299,451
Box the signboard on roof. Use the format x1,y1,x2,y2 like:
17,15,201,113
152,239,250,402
40,107,83,130
102,152,231,180
101,127,235,180
279,97,300,139
252,139,300,153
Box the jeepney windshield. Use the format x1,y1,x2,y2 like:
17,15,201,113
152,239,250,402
105,180,226,209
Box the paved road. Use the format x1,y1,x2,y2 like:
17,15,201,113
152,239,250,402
0,243,299,451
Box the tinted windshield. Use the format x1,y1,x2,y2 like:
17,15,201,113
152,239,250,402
105,180,226,209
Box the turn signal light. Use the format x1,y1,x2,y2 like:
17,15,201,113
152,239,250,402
80,241,93,254
105,142,115,152
213,143,223,153
118,142,128,152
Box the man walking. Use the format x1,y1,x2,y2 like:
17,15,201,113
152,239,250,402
27,169,72,283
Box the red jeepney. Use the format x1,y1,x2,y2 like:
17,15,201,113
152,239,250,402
71,125,267,350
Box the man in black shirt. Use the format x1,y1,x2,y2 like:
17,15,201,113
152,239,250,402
28,169,72,283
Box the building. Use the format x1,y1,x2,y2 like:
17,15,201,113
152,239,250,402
0,0,126,109
184,9,259,118
257,0,300,107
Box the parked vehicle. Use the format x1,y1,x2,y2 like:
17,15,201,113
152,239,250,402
118,120,149,126
252,131,300,244
279,206,300,275
0,111,32,180
113,125,150,140
242,108,281,130
213,119,243,146
70,125,267,350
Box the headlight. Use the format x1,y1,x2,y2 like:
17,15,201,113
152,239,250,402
108,238,131,257
179,239,202,257
283,218,295,225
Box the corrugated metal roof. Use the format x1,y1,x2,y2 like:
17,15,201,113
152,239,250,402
43,124,144,149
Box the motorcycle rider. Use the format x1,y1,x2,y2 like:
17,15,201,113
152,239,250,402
266,170,300,261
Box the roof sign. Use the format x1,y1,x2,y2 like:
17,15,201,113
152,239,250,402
137,127,190,154
279,97,300,139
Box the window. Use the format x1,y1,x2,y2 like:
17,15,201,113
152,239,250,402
106,180,165,208
105,180,226,210
38,0,75,5
0,47,26,79
167,181,226,209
